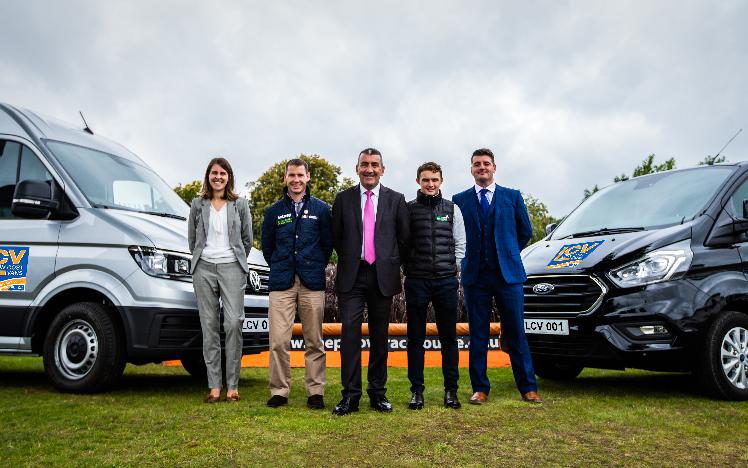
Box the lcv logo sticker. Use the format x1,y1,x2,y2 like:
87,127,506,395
0,246,30,292
546,240,604,270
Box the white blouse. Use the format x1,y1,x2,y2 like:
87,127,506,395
201,203,235,263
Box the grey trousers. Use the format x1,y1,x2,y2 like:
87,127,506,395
193,260,246,390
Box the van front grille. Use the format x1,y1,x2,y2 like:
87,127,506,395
245,265,270,295
523,275,606,317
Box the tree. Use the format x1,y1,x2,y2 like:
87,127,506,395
583,154,676,200
173,180,202,204
632,154,675,177
247,154,355,246
698,154,727,166
524,194,559,243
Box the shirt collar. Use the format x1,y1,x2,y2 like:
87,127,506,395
474,183,494,195
360,183,381,197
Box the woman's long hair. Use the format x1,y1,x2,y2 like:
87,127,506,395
201,157,239,201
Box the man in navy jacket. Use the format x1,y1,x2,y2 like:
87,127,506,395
261,158,333,409
452,148,542,404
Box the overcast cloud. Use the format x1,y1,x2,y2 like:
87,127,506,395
2,0,747,216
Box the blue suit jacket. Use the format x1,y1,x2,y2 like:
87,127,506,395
452,184,533,286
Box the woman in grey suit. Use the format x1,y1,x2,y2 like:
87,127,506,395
188,157,252,402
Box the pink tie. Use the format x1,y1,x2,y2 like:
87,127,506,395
364,190,376,264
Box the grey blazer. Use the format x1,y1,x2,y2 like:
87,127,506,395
188,197,253,274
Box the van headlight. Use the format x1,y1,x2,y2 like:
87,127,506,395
606,239,692,288
128,246,191,281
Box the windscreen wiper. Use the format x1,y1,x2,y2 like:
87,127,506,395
92,204,186,220
561,227,645,239
140,211,187,221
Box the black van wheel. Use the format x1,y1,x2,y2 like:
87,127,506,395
43,302,125,393
534,358,584,380
180,353,207,380
180,352,228,383
697,311,748,400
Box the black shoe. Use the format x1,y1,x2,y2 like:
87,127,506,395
444,389,461,409
408,391,424,410
332,397,359,415
266,395,288,408
307,394,325,409
370,395,393,412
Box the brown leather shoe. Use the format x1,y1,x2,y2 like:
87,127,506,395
469,391,488,405
521,391,543,403
226,392,240,402
204,393,221,403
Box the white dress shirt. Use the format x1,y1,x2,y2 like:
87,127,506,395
201,203,235,263
474,183,494,204
360,183,381,259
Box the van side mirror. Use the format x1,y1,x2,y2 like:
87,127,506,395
11,180,59,219
545,223,557,236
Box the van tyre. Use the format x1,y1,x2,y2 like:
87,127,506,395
697,311,748,400
43,302,126,393
180,352,228,382
534,358,584,380
180,353,207,380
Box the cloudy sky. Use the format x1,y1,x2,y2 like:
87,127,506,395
2,1,747,216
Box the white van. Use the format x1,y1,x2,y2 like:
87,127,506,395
0,102,269,392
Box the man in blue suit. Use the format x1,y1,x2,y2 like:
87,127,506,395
452,148,542,404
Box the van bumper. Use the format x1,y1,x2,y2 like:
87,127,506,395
526,279,702,372
120,302,269,362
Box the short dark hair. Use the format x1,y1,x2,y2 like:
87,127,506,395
285,158,309,174
416,161,443,179
358,147,384,166
201,157,239,201
471,148,495,163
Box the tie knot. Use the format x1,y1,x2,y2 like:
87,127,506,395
480,188,488,196
366,190,373,199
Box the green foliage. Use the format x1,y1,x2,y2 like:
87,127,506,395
173,180,202,204
584,154,676,200
247,154,354,246
698,154,727,165
632,154,676,177
524,193,559,243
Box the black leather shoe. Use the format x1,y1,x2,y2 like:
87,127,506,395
307,394,325,409
332,397,359,415
370,395,393,412
266,395,288,408
444,389,461,409
408,391,424,410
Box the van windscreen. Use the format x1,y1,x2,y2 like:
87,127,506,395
46,141,190,219
551,166,735,239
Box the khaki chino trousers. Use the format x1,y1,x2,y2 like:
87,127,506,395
268,276,326,397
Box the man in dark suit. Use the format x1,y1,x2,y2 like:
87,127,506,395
331,147,410,415
452,148,542,404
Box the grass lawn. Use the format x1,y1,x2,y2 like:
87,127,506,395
1,356,747,467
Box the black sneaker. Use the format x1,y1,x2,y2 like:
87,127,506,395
307,394,325,409
266,395,288,408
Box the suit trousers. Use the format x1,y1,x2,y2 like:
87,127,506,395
339,261,392,399
193,260,246,390
405,276,460,392
268,276,326,397
463,270,537,394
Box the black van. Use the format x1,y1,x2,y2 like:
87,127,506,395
521,163,748,400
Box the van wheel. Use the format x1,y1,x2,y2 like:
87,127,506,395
534,358,584,380
697,311,748,400
43,302,125,393
180,353,207,379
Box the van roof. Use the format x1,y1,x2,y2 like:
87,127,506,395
0,102,146,165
